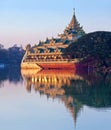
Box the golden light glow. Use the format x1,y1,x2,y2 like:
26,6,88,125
21,69,84,97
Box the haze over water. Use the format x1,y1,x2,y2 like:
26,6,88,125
0,67,111,130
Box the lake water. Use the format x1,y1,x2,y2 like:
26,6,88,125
0,67,111,130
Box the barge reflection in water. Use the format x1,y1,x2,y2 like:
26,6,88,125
21,69,111,127
0,67,111,130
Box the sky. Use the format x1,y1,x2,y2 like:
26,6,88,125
0,0,111,48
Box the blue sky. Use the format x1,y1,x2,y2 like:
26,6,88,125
0,0,111,48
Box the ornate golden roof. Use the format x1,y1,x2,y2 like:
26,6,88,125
69,9,77,29
59,9,85,40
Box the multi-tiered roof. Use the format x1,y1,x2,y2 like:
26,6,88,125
24,10,85,62
59,9,85,41
30,10,84,51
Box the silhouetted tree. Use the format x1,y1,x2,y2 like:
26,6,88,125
65,31,111,70
0,45,25,66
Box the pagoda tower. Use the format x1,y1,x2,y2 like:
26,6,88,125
59,9,85,41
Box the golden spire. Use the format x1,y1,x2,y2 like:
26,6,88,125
59,8,85,40
68,8,79,30
73,8,75,16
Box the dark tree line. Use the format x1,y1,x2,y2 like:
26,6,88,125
0,44,25,66
65,31,111,71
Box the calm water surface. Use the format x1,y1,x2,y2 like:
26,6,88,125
0,67,111,130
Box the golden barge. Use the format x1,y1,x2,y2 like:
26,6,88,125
21,10,85,69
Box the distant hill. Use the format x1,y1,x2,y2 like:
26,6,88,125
65,31,111,72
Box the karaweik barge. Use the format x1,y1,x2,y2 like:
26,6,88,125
21,10,85,69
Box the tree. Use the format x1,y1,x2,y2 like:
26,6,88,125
65,31,111,69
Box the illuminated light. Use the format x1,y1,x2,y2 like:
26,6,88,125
44,56,46,59
44,77,47,82
42,78,44,82
35,78,37,82
52,78,54,82
39,78,41,82
32,77,34,82
48,78,51,82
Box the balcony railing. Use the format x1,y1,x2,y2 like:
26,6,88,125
23,58,81,63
